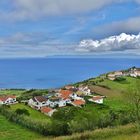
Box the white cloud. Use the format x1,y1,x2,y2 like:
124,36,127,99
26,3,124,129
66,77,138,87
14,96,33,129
0,0,126,21
77,33,140,53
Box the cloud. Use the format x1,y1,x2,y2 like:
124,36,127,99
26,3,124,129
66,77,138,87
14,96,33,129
0,32,77,57
0,0,126,21
91,16,140,38
77,33,140,53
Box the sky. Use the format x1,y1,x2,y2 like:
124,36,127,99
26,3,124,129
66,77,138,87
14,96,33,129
0,0,140,58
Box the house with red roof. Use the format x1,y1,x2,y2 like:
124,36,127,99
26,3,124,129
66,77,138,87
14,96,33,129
71,99,86,107
88,96,104,104
0,95,17,105
57,89,73,104
41,107,57,117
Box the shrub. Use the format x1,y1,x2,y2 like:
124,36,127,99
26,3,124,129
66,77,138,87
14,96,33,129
15,108,30,116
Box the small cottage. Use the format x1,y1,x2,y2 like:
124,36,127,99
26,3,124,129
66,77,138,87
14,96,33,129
41,107,56,117
88,96,104,104
0,95,17,105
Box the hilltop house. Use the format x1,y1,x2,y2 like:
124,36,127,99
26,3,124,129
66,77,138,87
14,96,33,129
28,96,48,110
107,71,123,81
41,107,57,117
0,95,17,105
88,96,104,104
114,71,123,77
107,73,116,80
132,68,140,77
135,70,140,77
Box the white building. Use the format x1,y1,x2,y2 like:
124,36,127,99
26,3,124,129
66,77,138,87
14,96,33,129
28,96,48,110
48,97,66,108
0,95,17,105
88,96,104,104
78,86,91,96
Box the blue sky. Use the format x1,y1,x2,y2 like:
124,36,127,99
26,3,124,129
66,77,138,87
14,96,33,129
0,0,140,57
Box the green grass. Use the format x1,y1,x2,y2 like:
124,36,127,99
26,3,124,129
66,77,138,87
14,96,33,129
0,89,25,96
1,113,139,140
98,77,140,94
10,103,51,122
0,76,140,139
105,133,140,140
49,124,139,140
0,115,44,140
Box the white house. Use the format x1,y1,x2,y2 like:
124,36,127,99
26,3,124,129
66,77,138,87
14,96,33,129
134,70,140,77
107,73,116,80
114,71,123,77
28,96,48,110
69,93,83,100
48,97,66,108
88,96,104,104
0,95,17,105
129,68,140,77
78,86,91,96
41,107,57,117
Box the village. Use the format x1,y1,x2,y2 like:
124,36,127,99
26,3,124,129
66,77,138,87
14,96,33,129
0,85,104,117
0,67,140,117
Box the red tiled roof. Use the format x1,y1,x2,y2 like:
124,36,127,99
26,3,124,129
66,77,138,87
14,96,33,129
72,100,85,106
0,95,16,102
41,107,53,113
92,96,103,101
60,90,72,99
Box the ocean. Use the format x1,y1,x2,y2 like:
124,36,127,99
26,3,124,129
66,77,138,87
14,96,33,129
0,58,139,89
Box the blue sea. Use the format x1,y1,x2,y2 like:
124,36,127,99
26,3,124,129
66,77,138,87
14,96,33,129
0,58,140,89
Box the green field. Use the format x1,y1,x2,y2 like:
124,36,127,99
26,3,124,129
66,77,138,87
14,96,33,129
0,115,45,140
0,76,140,139
10,103,51,122
1,114,139,140
0,89,25,96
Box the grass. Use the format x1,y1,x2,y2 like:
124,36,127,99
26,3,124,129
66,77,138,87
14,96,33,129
105,133,140,140
0,89,25,96
48,123,139,140
0,115,45,140
1,76,140,139
10,103,51,122
97,77,139,94
1,114,140,140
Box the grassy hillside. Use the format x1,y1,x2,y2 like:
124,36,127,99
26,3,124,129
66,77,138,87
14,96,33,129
0,76,140,139
46,124,140,140
1,114,139,140
0,115,45,140
10,103,51,122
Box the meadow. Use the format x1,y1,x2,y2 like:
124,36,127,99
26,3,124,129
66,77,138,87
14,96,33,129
0,76,140,139
0,115,45,140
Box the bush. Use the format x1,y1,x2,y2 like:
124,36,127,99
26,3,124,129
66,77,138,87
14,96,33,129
15,108,30,116
114,77,126,82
